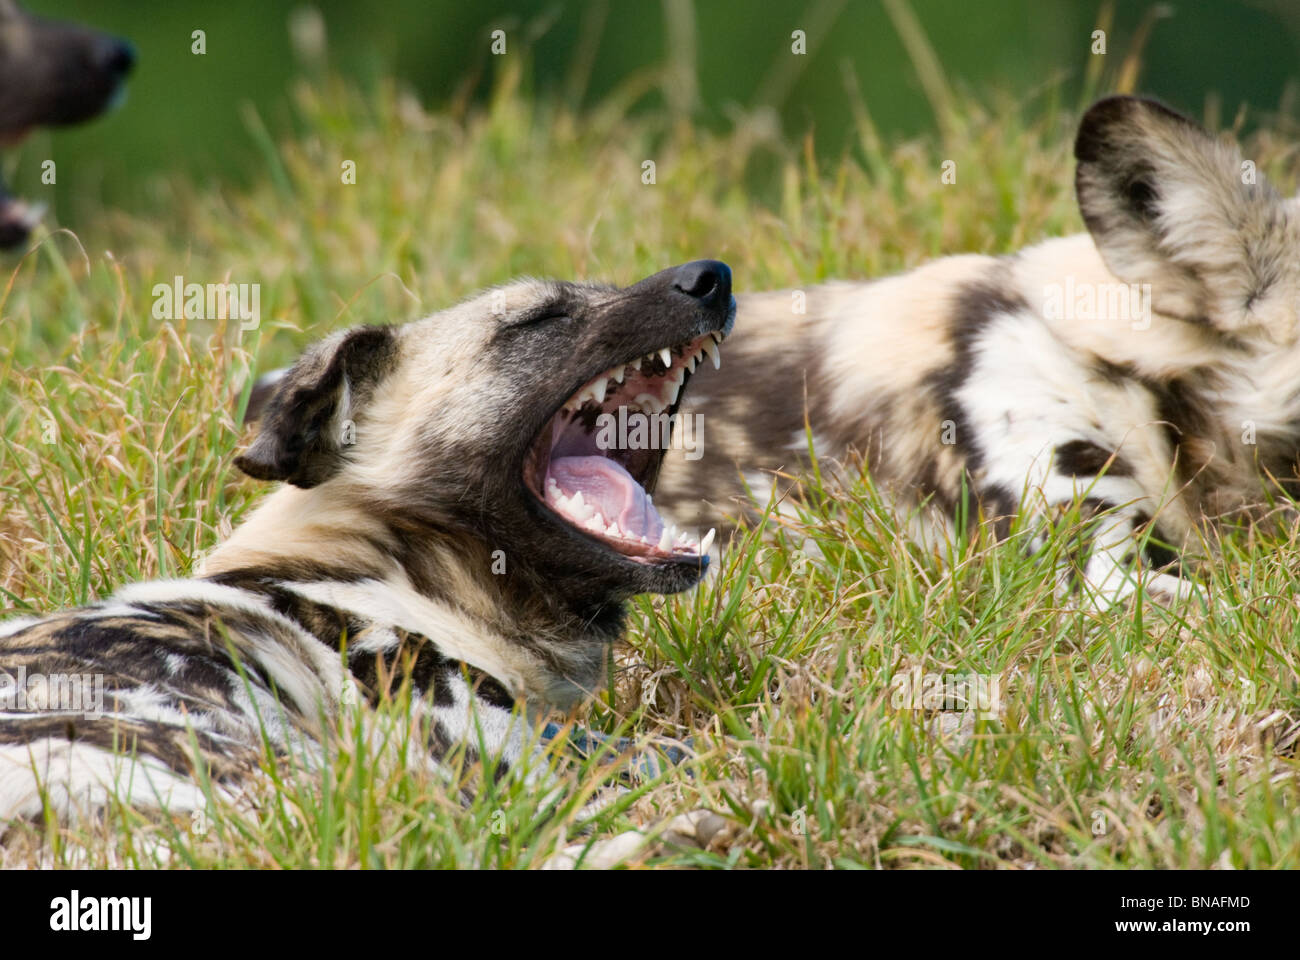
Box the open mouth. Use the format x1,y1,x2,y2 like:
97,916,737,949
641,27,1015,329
524,332,725,563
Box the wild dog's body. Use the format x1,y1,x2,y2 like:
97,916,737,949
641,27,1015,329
0,261,735,826
659,97,1300,600
0,572,538,820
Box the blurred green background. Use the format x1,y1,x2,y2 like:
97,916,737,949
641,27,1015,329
11,0,1300,225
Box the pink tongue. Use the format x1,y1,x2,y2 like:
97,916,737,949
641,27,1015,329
548,456,663,540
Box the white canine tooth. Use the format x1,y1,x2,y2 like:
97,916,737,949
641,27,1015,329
700,528,716,554
592,378,607,404
631,356,642,371
613,365,625,384
687,355,698,373
658,347,672,368
702,339,721,370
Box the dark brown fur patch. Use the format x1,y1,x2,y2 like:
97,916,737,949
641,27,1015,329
1055,439,1132,477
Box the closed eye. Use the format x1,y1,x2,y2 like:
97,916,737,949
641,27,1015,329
507,310,575,330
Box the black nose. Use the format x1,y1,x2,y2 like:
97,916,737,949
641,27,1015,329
672,259,731,307
95,38,136,77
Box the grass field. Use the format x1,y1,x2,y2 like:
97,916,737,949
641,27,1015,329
2,33,1300,868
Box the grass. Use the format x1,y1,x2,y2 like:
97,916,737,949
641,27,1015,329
2,15,1300,868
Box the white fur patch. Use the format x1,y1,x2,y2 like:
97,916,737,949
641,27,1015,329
0,740,221,823
279,575,545,700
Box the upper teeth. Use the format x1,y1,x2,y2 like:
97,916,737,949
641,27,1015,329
701,337,721,369
561,332,724,414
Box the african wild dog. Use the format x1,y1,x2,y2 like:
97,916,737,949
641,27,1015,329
0,0,134,248
656,95,1300,604
0,261,733,850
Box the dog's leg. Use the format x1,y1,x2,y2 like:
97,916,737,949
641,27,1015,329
1072,505,1199,609
1015,468,1201,609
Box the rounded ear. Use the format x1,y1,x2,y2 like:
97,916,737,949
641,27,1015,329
1074,95,1288,335
234,326,397,488
240,366,289,426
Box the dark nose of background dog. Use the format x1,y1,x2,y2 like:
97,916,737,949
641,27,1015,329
672,259,732,309
94,36,136,78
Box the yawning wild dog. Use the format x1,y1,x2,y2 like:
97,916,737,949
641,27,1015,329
0,0,134,248
0,260,734,846
657,95,1300,605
